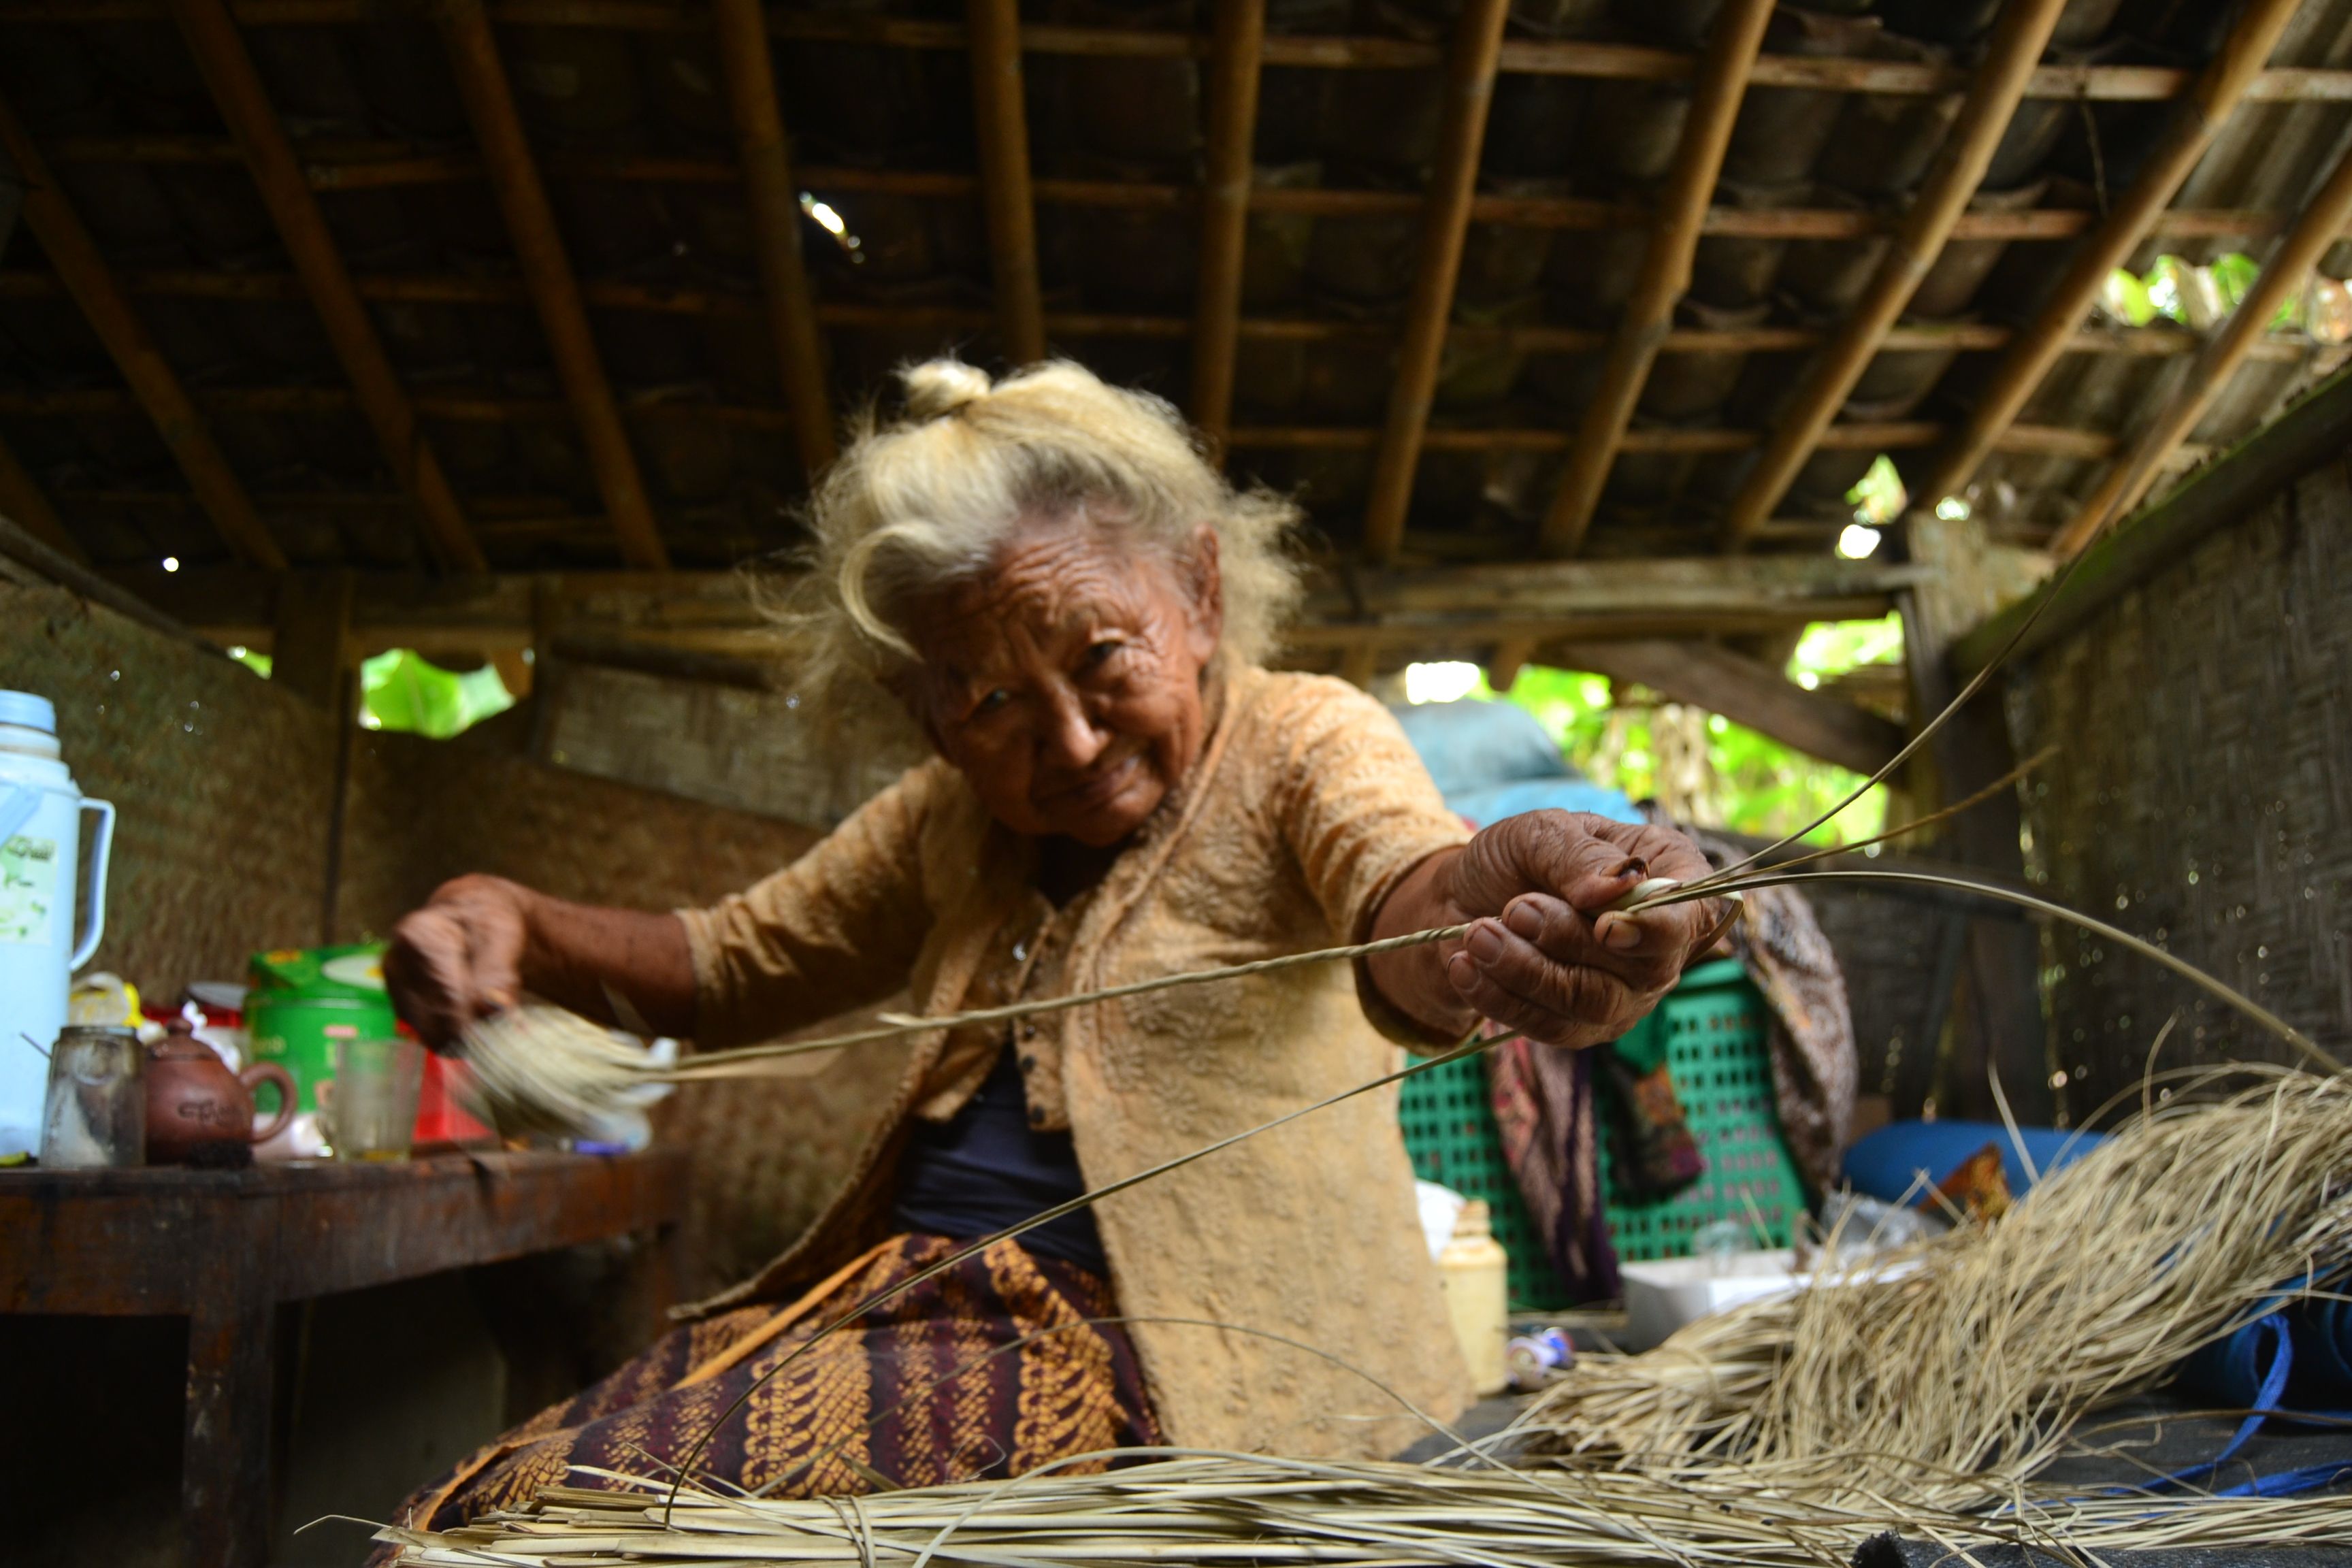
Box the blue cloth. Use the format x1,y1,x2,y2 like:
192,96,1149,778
1446,779,1645,829
1841,1119,2102,1205
892,1049,1108,1274
1387,700,1575,798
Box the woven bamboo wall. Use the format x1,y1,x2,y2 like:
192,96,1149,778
2010,456,2352,1120
0,560,337,998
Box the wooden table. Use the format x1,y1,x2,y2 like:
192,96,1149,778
0,1150,689,1568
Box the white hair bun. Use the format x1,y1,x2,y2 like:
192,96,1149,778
902,359,992,419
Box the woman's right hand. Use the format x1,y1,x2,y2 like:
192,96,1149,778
383,874,536,1051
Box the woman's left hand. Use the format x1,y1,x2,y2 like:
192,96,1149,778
1369,811,1729,1049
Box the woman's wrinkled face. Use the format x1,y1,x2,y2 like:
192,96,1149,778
907,516,1224,847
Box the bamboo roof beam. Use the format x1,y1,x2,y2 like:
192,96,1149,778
0,430,80,561
43,136,2352,249
0,93,284,570
967,0,1045,364
1717,0,2069,553
2051,137,2352,560
1908,0,2306,516
0,266,2319,364
712,0,835,477
1358,0,1514,565
167,0,486,574
430,0,668,570
1535,0,1773,559
1188,0,1266,448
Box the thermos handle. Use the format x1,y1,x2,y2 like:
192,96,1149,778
69,798,116,972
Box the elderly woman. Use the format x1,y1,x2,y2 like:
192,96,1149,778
382,359,1722,1526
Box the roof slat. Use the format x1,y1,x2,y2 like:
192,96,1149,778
0,430,79,561
1908,0,2308,516
1535,0,1774,559
1716,0,2071,552
1188,0,1267,448
431,0,670,570
1359,0,1514,564
0,92,285,570
2051,136,2352,559
713,0,835,476
967,0,1045,364
167,0,488,574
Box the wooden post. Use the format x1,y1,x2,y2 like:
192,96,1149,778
1189,0,1267,448
270,568,354,710
0,429,79,561
2051,137,2352,559
1716,0,2070,552
1910,0,2305,512
713,0,836,477
430,0,670,570
1488,635,1536,693
0,91,285,570
1535,0,1774,559
168,0,487,575
1357,0,1514,566
966,0,1046,364
1339,642,1379,689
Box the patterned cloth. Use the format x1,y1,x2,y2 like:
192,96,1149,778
378,1235,1160,1546
1488,1030,1619,1303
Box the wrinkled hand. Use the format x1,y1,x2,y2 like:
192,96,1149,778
1437,811,1725,1050
382,874,534,1051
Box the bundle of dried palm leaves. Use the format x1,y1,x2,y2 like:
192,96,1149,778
374,1451,2352,1568
1516,1067,2352,1509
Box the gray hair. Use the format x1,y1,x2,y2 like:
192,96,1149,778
770,359,1305,708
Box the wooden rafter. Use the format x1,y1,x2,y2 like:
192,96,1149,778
1908,0,2306,514
1716,0,2070,553
711,0,835,477
1188,0,1266,448
0,429,79,560
967,0,1045,364
1358,0,1514,565
1535,0,1773,559
167,0,487,574
429,0,669,570
1554,639,1906,775
2051,137,2352,559
0,267,2317,367
0,92,284,570
12,5,2352,106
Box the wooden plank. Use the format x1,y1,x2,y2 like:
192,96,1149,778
1486,636,1536,693
967,0,1045,363
430,0,670,569
0,1151,689,1315
1188,0,1265,447
2051,140,2352,559
167,0,487,574
268,568,353,709
0,94,284,569
1716,0,2069,551
712,0,835,476
181,1202,276,1568
1358,0,1513,564
1535,0,1773,558
1552,638,1907,775
1909,0,2306,514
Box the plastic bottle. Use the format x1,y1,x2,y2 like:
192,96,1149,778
1438,1199,1510,1396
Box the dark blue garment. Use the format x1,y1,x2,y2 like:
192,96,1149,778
891,1049,1108,1275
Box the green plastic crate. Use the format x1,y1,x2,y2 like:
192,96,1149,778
1399,958,1808,1309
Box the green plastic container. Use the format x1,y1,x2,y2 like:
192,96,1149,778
1399,958,1808,1310
245,945,398,1114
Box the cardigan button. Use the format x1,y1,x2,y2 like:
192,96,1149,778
1019,1053,1037,1071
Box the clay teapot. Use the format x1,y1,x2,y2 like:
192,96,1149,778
146,1019,295,1166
